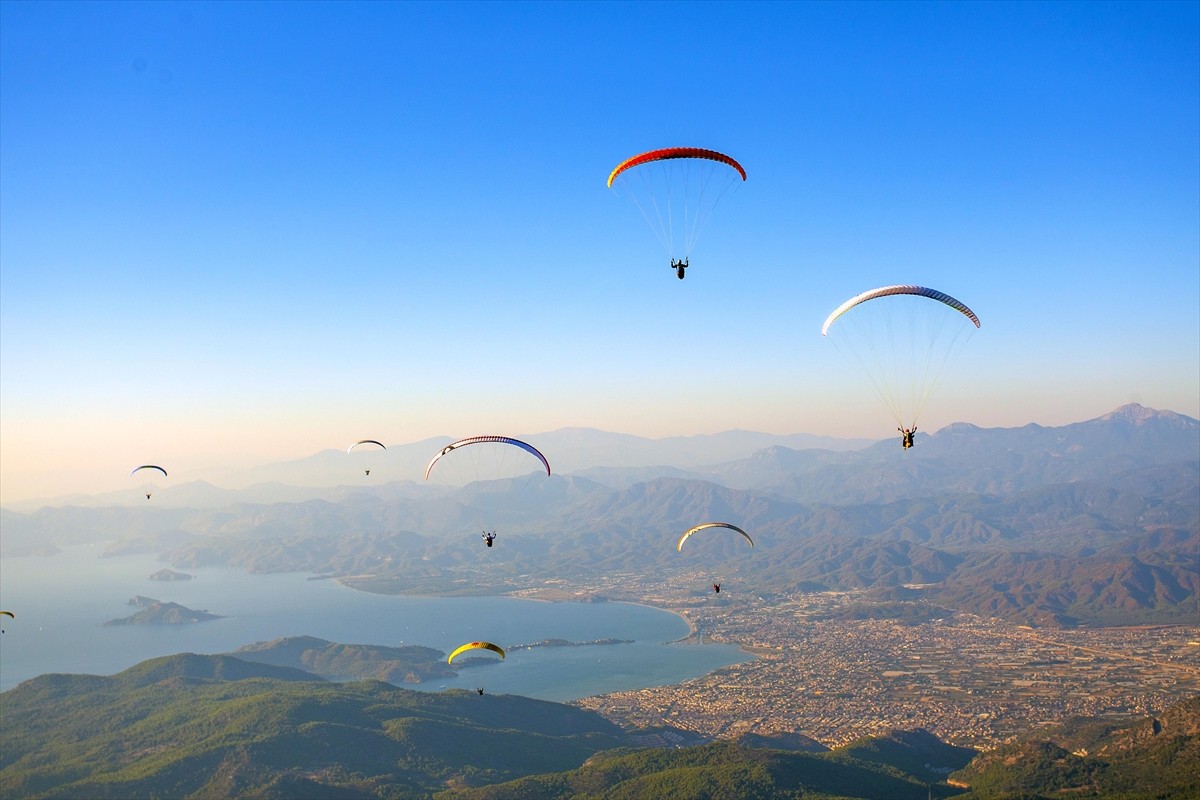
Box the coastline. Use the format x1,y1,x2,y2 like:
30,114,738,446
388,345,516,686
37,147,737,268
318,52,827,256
335,580,723,651
1,552,751,697
609,599,699,642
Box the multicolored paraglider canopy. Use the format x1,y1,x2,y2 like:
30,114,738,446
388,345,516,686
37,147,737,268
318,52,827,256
821,284,980,430
424,436,550,481
821,285,980,336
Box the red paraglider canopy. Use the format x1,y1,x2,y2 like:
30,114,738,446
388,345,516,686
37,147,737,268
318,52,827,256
607,147,747,187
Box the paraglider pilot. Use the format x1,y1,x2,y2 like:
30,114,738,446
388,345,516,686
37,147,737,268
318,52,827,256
898,426,916,449
476,687,485,695
671,258,688,279
482,531,497,547
712,583,721,594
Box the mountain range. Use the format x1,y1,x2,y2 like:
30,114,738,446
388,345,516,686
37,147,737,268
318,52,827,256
2,404,1196,627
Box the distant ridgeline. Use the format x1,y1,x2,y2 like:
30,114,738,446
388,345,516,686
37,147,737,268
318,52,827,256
3,404,1198,628
0,653,1195,800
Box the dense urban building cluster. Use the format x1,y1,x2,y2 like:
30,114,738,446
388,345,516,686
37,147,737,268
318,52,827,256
560,577,1200,749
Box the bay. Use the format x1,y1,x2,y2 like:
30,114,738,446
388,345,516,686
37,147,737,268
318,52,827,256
0,546,748,700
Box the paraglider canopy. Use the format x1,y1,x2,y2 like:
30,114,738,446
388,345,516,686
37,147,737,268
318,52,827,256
608,146,746,274
347,440,386,475
424,436,550,481
447,641,506,665
607,147,747,187
423,435,552,536
130,465,168,478
821,284,980,431
131,465,168,499
677,522,754,552
821,285,980,336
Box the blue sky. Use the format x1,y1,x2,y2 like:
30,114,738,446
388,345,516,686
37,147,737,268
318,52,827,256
2,0,1197,502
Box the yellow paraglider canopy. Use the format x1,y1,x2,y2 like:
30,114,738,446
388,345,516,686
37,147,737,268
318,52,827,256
447,641,505,665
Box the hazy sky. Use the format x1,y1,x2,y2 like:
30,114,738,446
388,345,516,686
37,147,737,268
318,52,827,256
2,0,1197,504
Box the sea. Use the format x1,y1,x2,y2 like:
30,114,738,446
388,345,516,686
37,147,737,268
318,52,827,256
0,545,749,699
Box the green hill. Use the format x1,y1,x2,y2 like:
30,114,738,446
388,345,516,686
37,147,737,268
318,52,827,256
433,739,955,800
837,728,976,784
949,696,1200,799
434,701,1198,800
0,654,628,799
230,636,456,684
3,654,1195,799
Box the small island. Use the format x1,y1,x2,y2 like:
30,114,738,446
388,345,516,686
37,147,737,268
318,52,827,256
105,598,223,626
149,568,194,581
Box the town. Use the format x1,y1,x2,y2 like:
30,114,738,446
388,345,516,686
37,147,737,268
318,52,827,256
534,574,1200,749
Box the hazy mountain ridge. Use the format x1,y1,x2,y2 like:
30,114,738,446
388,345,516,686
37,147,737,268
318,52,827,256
700,404,1200,505
7,472,1195,626
147,466,1198,626
8,404,1192,517
3,406,1196,626
939,532,1200,627
6,428,877,512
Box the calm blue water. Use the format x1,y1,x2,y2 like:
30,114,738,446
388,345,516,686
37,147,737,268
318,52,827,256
0,546,748,700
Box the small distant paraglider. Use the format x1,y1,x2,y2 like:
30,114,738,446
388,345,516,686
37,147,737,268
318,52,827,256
1,610,13,633
677,523,754,594
347,439,386,476
130,465,167,500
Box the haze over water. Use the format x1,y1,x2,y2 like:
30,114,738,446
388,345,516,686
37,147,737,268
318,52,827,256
0,546,748,698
